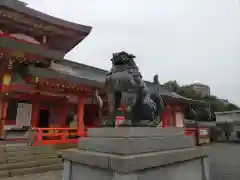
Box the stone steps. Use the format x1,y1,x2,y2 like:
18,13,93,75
4,150,57,158
0,145,62,178
0,164,62,178
0,159,62,170
4,145,55,153
5,154,58,163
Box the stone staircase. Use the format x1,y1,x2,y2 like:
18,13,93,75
0,145,62,178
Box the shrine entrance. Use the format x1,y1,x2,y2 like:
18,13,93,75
38,109,50,128
84,104,98,127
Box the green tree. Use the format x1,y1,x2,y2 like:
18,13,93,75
163,80,239,113
163,80,180,92
227,103,239,111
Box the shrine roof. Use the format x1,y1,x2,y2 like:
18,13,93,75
0,0,92,34
59,59,108,75
28,66,104,88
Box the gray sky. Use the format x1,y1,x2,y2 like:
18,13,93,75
23,0,239,106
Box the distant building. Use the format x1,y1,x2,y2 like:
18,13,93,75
215,110,240,141
186,83,211,97
217,98,230,105
215,110,240,124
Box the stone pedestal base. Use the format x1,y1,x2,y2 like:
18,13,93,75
62,128,210,180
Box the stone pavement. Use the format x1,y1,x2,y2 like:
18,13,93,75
210,143,240,180
2,171,62,180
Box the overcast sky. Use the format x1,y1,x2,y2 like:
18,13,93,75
23,0,239,106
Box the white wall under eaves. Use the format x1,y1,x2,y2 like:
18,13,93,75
50,61,105,83
216,112,240,123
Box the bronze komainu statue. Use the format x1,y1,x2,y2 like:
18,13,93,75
105,51,164,127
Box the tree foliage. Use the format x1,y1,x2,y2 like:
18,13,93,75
163,80,239,113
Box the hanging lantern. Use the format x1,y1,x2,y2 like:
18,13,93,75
35,77,39,83
3,73,11,85
165,105,171,109
42,36,47,44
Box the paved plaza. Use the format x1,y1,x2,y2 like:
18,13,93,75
2,143,240,180
210,143,240,180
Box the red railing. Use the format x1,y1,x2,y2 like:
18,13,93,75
185,127,210,144
31,127,210,146
185,128,209,137
184,128,196,136
32,128,88,146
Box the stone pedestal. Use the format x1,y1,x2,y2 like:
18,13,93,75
62,128,210,180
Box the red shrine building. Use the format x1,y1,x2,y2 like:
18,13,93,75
0,0,105,141
0,0,209,145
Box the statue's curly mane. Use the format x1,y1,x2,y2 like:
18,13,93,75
111,51,136,66
108,51,141,78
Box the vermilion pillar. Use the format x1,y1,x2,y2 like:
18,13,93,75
162,105,174,127
32,93,40,127
161,109,167,128
0,96,3,139
77,96,85,136
171,105,176,126
0,58,9,139
3,98,8,121
0,72,11,139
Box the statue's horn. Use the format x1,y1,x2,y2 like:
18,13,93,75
129,54,136,58
153,74,160,85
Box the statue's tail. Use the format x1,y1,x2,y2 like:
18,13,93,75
93,88,103,108
156,96,164,121
150,93,164,125
153,74,160,85
152,74,164,121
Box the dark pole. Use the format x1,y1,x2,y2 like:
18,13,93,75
192,105,200,146
0,94,5,140
195,117,200,146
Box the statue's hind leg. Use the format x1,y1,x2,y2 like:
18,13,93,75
105,92,121,127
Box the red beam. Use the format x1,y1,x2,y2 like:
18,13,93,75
0,47,49,64
38,79,91,92
0,33,41,47
1,83,78,97
13,92,68,102
2,84,35,93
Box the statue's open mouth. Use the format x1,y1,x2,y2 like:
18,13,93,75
114,61,128,66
